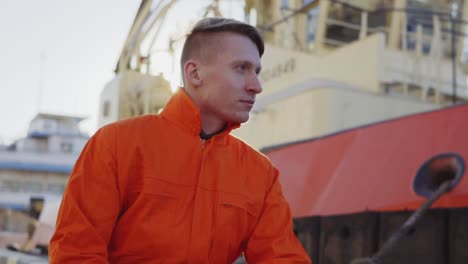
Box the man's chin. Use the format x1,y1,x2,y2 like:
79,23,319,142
235,114,250,124
226,111,251,124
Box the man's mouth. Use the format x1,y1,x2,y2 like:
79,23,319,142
240,99,255,107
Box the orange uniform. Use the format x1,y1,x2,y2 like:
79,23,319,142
50,89,311,263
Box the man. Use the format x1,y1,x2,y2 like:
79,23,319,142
50,17,311,263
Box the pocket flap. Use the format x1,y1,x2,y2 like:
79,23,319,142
219,192,261,217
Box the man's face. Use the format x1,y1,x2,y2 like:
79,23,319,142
196,32,262,126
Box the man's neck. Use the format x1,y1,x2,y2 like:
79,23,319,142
200,113,226,135
182,86,226,135
200,124,227,140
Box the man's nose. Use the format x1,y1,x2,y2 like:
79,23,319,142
247,74,262,94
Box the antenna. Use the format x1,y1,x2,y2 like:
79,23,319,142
36,50,46,113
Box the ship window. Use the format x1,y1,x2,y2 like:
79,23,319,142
1,180,20,192
43,121,51,130
249,8,257,27
43,119,55,132
304,2,319,43
103,101,111,117
23,182,43,192
47,183,65,194
61,142,73,153
0,181,8,191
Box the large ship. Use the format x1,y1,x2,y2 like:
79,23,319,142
0,113,88,263
99,0,468,151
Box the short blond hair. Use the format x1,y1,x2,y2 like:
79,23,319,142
180,18,264,83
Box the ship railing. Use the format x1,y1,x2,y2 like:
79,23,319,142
325,0,468,104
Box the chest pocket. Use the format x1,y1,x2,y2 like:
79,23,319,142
139,177,184,228
212,192,262,258
113,177,187,258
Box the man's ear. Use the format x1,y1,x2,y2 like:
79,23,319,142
184,59,203,87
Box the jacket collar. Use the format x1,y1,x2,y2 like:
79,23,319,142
160,88,240,138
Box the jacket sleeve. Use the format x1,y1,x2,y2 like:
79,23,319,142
49,126,121,263
244,166,311,264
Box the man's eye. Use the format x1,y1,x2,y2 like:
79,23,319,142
237,65,247,71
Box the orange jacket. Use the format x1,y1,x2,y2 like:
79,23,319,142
50,89,311,264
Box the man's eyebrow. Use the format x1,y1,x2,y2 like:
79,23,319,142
233,60,262,73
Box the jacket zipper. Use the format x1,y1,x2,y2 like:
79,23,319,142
200,138,217,262
189,138,207,262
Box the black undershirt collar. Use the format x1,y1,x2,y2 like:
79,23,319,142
199,124,227,140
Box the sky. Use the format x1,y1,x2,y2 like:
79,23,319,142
0,0,140,144
0,0,243,145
